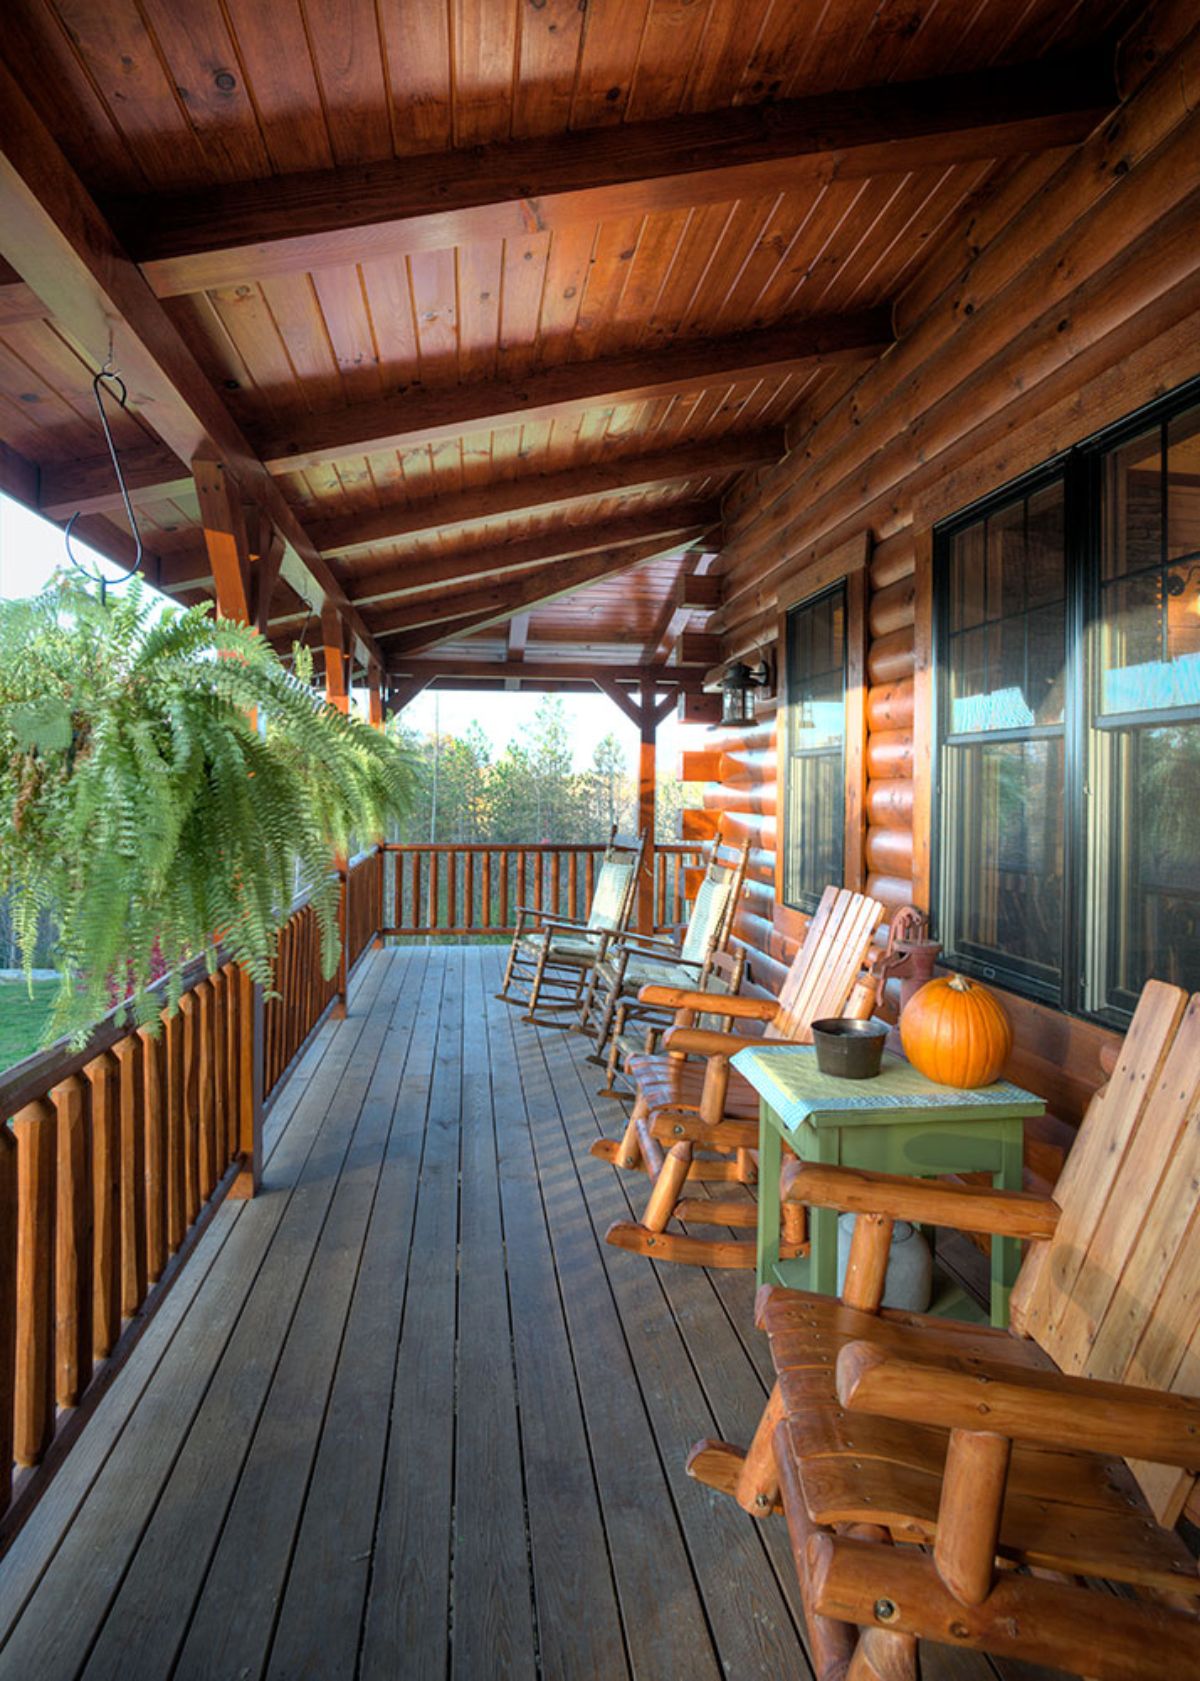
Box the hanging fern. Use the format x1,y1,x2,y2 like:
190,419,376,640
0,576,416,1044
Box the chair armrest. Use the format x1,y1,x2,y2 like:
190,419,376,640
615,932,680,955
784,1164,1060,1242
837,1341,1200,1469
638,987,778,1017
662,1027,765,1058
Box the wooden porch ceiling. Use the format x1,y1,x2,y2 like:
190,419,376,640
0,0,1136,686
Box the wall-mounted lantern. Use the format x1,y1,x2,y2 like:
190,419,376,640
720,658,771,726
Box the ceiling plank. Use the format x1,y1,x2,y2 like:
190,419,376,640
254,313,891,473
0,56,382,668
39,441,195,518
119,54,1115,297
306,430,782,556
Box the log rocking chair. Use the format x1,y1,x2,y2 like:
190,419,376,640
593,884,884,1268
688,978,1200,1681
495,828,644,1025
577,836,751,1063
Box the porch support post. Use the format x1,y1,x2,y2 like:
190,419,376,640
322,605,351,1016
194,458,251,624
367,660,385,728
637,679,656,934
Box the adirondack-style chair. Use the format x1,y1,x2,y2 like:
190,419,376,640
687,978,1200,1681
577,837,750,1060
597,945,749,1097
593,885,885,1268
495,829,644,1024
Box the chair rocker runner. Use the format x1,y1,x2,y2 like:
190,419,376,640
687,978,1200,1681
577,837,751,1063
594,885,885,1269
495,828,644,1025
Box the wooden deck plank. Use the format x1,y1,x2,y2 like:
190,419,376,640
450,952,539,1681
483,960,634,1681
0,952,397,1678
265,947,445,1679
357,948,465,1677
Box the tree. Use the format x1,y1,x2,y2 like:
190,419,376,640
588,732,632,834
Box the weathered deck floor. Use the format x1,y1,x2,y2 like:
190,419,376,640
0,947,1061,1681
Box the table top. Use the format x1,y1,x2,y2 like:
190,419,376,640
730,1045,1045,1133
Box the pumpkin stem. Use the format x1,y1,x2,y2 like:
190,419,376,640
947,974,973,993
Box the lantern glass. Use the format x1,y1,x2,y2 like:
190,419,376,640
721,663,756,726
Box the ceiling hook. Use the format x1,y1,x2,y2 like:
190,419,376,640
64,364,145,597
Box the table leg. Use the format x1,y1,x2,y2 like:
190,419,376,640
991,1121,1026,1327
807,1127,841,1297
756,1103,782,1289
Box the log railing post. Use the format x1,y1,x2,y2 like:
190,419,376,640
232,965,263,1199
12,1102,54,1468
1,1124,17,1509
51,1075,91,1409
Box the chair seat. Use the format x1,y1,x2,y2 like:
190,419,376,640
517,930,601,963
761,1290,1200,1601
598,953,725,992
625,1052,760,1119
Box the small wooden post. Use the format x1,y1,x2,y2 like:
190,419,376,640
1,1124,18,1507
112,1035,147,1319
638,682,656,932
194,458,252,625
231,964,264,1199
12,1101,55,1467
51,1075,92,1407
84,1052,121,1360
367,660,384,728
324,606,351,1014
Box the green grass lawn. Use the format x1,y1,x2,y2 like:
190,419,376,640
0,979,59,1072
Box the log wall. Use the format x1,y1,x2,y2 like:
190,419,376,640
705,18,1200,1153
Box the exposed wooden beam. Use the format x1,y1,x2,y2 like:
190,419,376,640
0,57,382,669
377,536,686,658
194,459,252,623
120,55,1115,297
505,614,529,690
39,442,195,518
594,676,646,731
344,508,715,606
386,659,699,685
385,677,429,716
306,431,782,556
321,605,349,714
366,537,681,640
0,257,45,326
254,313,891,473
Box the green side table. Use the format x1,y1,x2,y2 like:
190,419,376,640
730,1045,1046,1328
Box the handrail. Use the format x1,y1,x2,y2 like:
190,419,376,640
380,841,704,939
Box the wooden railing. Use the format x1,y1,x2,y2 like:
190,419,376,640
380,842,704,938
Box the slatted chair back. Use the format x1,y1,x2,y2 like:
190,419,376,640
1009,980,1200,1525
585,833,644,934
678,840,751,965
764,886,886,1044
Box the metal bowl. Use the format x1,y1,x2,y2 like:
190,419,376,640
810,1017,888,1079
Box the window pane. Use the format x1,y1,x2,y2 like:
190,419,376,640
939,737,1064,995
784,584,846,910
1096,724,1200,1010
946,478,1066,734
1099,401,1200,717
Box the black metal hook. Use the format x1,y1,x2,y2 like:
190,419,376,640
64,364,145,604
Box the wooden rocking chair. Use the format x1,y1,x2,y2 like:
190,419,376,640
577,837,750,1061
593,885,885,1268
688,978,1200,1681
495,828,643,1025
597,945,750,1098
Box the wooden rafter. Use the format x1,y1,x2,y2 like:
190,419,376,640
305,431,782,556
364,537,686,643
118,55,1114,298
0,57,382,668
253,313,891,473
344,508,715,606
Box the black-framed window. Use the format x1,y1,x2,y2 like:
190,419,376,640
934,380,1200,1026
783,582,846,913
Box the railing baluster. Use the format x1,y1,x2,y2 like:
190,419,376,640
464,851,475,933
585,851,595,906
447,851,457,934
51,1075,91,1407
113,1035,147,1320
12,1101,54,1467
430,850,439,933
212,969,229,1172
481,850,491,930
139,1028,166,1286
178,995,200,1229
198,980,217,1202
0,1123,15,1508
163,1010,186,1253
551,851,561,919
84,1051,120,1360
568,853,578,920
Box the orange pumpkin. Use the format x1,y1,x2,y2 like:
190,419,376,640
899,973,1012,1089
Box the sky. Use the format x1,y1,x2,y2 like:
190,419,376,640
0,491,703,773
